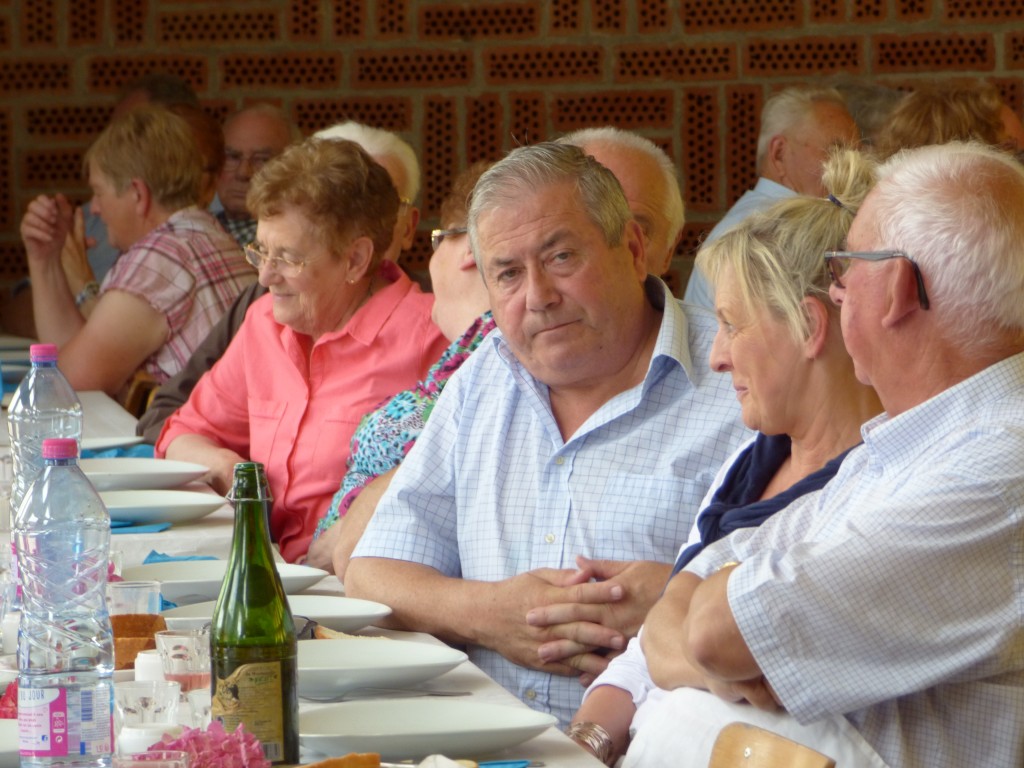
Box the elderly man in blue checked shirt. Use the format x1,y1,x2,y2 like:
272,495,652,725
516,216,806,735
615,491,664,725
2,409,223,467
630,141,1024,768
346,142,749,726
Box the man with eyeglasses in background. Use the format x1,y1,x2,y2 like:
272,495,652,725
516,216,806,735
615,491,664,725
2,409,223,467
629,141,1024,768
137,121,425,443
211,103,301,248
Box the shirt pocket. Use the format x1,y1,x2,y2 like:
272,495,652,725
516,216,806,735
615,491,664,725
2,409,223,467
597,474,703,561
248,397,287,465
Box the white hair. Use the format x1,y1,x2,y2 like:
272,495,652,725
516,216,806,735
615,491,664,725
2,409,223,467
313,120,420,202
557,126,685,243
757,87,849,170
870,141,1024,347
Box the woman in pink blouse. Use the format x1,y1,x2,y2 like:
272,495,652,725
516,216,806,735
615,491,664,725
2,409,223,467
157,138,447,563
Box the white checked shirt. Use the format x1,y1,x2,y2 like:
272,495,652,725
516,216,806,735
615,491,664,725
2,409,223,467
688,351,1024,768
354,278,750,725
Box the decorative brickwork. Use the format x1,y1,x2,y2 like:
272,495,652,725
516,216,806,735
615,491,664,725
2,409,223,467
421,3,539,39
682,0,800,32
158,11,279,44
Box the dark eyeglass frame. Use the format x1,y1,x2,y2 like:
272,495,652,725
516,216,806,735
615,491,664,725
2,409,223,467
223,151,274,173
824,249,930,310
431,227,468,252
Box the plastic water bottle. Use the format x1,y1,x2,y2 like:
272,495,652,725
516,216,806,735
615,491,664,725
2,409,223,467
14,437,113,766
6,344,83,611
7,344,83,519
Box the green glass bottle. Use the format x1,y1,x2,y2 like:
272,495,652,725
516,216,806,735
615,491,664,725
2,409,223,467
210,462,298,764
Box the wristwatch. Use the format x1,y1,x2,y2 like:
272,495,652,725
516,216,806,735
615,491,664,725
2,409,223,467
75,281,100,307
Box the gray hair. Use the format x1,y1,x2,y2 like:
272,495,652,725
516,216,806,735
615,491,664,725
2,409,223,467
697,147,877,342
556,126,685,243
468,142,633,267
757,86,850,170
314,120,420,202
869,141,1024,346
224,102,303,142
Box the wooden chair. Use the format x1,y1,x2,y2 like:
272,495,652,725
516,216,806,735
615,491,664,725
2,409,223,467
709,722,837,768
120,371,160,419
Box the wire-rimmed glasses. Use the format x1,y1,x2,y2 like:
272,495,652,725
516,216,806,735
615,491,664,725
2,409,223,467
431,227,468,252
824,250,930,310
244,242,309,276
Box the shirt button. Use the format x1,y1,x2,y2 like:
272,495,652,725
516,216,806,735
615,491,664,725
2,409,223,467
544,533,556,544
554,456,565,466
525,689,537,700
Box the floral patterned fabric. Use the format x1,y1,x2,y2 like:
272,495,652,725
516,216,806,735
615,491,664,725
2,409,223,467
313,311,496,539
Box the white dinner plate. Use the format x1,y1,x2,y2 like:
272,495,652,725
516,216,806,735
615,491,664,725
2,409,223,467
0,334,35,350
0,718,15,767
122,561,328,605
163,594,390,633
299,699,557,760
81,458,208,491
297,638,466,700
82,435,145,452
0,363,27,384
100,489,226,524
0,350,29,364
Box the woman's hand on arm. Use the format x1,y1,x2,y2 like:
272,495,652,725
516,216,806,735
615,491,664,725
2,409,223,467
163,433,245,496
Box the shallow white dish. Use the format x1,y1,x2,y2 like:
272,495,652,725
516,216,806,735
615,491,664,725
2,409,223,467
122,561,328,605
164,594,390,633
299,699,557,760
0,349,30,364
297,638,465,700
1,363,28,384
82,435,145,452
0,334,35,350
100,489,225,524
0,718,15,767
81,458,208,491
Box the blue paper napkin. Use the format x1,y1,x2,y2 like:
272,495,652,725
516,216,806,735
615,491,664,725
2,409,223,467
111,522,172,535
81,443,155,459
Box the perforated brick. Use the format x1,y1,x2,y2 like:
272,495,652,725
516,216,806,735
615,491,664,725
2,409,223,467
744,38,862,76
421,3,539,39
0,110,9,230
0,17,9,48
0,243,25,280
222,54,341,89
683,0,800,32
400,232,432,281
680,222,713,261
551,0,582,30
27,106,112,139
895,0,932,18
0,59,70,92
289,0,321,41
852,0,885,20
378,0,409,36
23,149,89,190
466,95,504,164
486,46,603,84
725,86,761,206
617,44,736,81
639,0,671,31
294,98,411,135
88,58,206,94
946,0,1024,19
114,0,145,44
594,0,626,31
993,78,1024,113
158,11,279,44
510,93,545,147
552,91,673,131
21,0,56,45
355,51,471,87
873,33,994,73
810,0,842,22
423,97,458,216
69,0,100,45
333,0,364,37
681,88,719,212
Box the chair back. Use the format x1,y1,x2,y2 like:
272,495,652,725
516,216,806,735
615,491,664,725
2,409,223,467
709,721,837,768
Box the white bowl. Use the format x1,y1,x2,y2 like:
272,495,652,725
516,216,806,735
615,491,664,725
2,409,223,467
81,458,208,491
163,594,389,632
122,561,328,605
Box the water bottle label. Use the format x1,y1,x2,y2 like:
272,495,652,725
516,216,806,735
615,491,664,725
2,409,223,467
213,661,285,760
18,685,113,757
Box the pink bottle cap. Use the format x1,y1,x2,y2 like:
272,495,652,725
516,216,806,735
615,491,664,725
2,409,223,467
42,438,78,460
29,343,58,363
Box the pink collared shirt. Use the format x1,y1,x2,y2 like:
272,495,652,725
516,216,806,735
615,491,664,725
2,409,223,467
156,261,448,562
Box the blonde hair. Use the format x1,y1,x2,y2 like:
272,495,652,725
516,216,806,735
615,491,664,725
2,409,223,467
84,104,201,210
697,147,877,341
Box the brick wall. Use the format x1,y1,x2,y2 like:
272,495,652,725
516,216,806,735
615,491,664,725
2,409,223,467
2,0,1023,295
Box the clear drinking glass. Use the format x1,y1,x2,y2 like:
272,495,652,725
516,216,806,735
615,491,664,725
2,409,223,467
154,628,211,696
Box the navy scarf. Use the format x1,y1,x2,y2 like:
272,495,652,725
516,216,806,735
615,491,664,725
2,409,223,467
670,433,855,578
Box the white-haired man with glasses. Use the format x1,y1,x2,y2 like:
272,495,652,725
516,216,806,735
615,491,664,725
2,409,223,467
629,141,1024,768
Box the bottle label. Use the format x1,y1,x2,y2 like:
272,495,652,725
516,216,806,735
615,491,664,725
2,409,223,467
18,684,113,757
212,661,285,762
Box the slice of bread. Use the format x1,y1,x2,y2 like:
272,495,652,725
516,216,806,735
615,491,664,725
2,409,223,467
111,613,168,671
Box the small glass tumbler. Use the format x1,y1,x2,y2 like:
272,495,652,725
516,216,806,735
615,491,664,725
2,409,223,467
113,680,181,755
154,628,211,697
112,750,190,768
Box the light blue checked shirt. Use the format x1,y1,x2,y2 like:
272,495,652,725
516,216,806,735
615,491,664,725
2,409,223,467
353,278,750,725
687,351,1024,768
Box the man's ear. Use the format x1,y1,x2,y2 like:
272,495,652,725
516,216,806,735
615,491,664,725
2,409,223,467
880,259,922,328
765,134,788,180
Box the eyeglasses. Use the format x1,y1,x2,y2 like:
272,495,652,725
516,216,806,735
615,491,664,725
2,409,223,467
824,250,930,310
244,242,309,276
223,150,275,173
431,227,468,252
